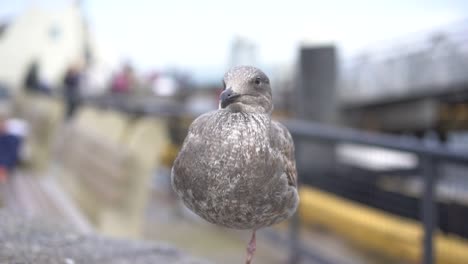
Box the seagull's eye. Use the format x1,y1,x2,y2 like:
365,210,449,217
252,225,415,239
254,77,261,85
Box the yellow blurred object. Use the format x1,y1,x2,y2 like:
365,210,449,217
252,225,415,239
106,117,170,237
55,107,172,238
74,106,102,131
161,143,179,168
98,110,130,144
15,93,64,171
75,107,130,144
299,186,468,264
126,117,170,169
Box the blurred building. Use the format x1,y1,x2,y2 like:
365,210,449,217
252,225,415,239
0,2,116,94
339,22,468,137
294,45,338,124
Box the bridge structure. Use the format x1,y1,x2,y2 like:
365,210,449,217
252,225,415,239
339,21,468,133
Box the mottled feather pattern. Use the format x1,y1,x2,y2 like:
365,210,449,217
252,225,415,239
172,110,298,229
270,121,298,187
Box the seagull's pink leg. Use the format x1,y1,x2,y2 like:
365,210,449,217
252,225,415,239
245,229,256,264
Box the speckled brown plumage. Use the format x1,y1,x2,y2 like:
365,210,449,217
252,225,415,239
171,66,299,231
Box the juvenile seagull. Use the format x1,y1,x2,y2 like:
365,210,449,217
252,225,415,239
172,66,299,264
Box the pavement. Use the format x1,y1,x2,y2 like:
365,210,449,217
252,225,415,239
0,209,208,264
0,170,408,264
0,173,208,264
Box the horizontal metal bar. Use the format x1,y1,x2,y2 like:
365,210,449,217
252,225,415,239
369,168,420,177
283,119,468,164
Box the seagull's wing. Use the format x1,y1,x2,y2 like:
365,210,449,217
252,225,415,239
270,121,298,187
172,112,213,188
186,112,211,138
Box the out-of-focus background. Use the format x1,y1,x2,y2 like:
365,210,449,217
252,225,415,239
0,0,468,263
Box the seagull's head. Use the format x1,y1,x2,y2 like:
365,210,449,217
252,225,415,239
220,66,273,114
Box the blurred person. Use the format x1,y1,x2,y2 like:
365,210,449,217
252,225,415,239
151,74,178,96
110,63,136,94
63,63,83,119
23,61,50,94
0,115,26,183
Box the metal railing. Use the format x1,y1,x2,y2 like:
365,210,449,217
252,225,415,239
284,119,468,264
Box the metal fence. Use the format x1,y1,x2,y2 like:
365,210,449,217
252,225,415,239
284,119,468,264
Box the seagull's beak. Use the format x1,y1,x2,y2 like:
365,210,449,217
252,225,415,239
220,88,241,108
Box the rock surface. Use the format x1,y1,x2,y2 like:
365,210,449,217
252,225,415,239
0,210,208,264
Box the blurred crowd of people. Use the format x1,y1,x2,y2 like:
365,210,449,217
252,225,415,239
22,60,191,99
24,61,133,95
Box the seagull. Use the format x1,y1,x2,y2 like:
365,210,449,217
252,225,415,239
171,66,299,264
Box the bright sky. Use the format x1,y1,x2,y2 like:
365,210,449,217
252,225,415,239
1,0,467,81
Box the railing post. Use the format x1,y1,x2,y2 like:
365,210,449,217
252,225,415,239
289,141,302,264
288,210,301,264
421,155,437,264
